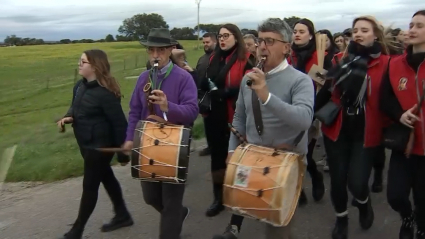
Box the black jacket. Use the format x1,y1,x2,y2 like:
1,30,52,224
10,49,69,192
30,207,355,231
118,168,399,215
65,79,128,162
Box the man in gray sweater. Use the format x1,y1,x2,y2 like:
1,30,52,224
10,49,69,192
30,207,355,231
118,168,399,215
213,18,314,239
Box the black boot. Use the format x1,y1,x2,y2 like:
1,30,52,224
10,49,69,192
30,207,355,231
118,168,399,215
199,147,211,156
371,170,383,193
101,206,134,232
332,216,348,239
206,183,225,217
311,171,325,202
352,197,374,230
399,213,415,239
298,189,308,207
59,224,83,239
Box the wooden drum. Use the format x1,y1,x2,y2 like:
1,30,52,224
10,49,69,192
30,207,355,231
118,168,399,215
131,120,191,184
223,144,305,227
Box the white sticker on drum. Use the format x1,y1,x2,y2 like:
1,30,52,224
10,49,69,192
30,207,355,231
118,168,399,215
234,165,251,187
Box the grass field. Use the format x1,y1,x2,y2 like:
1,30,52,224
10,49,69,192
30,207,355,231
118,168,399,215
0,41,205,182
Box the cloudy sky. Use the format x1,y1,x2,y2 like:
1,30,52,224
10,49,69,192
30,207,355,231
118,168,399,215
0,0,422,41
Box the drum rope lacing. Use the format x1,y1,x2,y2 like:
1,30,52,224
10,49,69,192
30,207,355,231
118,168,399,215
131,126,190,183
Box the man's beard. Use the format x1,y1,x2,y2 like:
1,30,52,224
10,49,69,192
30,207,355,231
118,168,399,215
204,48,213,54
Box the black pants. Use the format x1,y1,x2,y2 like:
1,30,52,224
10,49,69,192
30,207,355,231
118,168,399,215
323,134,375,214
203,116,211,148
141,181,186,239
306,139,319,176
373,145,386,173
387,150,425,230
73,149,126,229
204,114,229,174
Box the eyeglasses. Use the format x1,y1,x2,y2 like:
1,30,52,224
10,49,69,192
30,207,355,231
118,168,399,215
217,33,233,40
257,37,287,46
146,47,170,54
78,59,90,66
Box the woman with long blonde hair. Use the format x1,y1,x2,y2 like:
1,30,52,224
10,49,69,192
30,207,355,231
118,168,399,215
57,49,133,239
315,15,390,239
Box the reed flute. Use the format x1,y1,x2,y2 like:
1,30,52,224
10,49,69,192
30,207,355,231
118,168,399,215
246,57,266,87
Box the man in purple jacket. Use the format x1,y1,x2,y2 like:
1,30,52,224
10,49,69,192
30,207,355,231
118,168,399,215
122,28,199,239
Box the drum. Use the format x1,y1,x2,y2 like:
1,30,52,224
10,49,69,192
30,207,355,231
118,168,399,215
131,120,191,184
223,144,305,227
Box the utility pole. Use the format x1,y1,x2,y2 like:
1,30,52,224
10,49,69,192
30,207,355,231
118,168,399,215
195,0,201,49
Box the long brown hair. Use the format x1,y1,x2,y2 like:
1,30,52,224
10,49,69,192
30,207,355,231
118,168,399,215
84,49,121,97
219,23,248,61
351,15,390,55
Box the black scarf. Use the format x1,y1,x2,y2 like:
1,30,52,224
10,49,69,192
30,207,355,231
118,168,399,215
291,40,316,73
206,45,238,89
328,41,382,108
406,45,425,72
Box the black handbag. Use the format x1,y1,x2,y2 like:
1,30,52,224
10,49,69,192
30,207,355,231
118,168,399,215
382,123,411,151
198,90,211,114
314,101,341,126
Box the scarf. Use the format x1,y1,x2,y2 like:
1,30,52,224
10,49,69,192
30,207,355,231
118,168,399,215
291,40,316,73
406,45,425,72
328,41,382,108
206,45,238,89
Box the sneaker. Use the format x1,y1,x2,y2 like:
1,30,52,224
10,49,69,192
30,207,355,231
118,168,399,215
212,225,239,239
399,213,415,239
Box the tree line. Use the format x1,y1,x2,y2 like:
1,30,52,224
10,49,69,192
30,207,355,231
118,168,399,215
2,13,301,46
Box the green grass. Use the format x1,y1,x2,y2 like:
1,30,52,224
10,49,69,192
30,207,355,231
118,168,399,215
0,41,205,182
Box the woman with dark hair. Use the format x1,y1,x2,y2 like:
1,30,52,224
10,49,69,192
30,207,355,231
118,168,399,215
316,15,391,238
380,10,425,239
386,28,405,55
334,32,347,53
289,18,331,206
199,23,253,218
56,49,133,239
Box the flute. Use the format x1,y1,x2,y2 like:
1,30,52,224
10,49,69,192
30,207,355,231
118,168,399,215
246,57,266,87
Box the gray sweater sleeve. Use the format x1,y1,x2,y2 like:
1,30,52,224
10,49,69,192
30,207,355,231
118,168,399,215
228,80,247,151
263,74,314,131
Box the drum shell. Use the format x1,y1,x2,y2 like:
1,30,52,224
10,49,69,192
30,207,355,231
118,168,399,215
223,144,305,226
131,120,191,184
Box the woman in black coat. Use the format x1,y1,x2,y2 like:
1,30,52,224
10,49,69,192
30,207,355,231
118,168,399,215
57,49,133,239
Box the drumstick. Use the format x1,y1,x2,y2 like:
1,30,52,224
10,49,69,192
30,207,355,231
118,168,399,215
95,147,130,152
0,145,18,191
228,123,248,145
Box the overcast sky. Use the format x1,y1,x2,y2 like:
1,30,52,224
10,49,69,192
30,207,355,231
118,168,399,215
0,0,422,41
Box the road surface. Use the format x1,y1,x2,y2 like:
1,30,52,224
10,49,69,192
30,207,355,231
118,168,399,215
0,140,400,239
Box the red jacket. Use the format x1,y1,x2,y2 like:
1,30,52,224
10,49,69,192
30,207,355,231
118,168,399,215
388,54,425,155
321,55,391,147
332,52,344,65
288,50,321,73
209,51,251,123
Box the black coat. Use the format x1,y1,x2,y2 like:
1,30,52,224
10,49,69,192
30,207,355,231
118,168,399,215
65,79,128,162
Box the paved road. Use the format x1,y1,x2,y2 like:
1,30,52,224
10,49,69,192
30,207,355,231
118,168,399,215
0,141,400,239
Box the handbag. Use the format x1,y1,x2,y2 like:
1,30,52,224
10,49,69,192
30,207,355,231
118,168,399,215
198,90,211,114
381,123,411,151
314,101,341,126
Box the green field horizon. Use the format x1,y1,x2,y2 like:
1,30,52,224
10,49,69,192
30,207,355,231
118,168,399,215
0,41,205,182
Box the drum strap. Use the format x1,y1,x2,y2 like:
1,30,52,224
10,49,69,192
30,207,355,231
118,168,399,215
251,91,305,147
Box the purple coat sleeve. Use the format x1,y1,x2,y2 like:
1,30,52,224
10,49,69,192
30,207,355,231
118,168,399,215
125,76,144,141
166,73,199,125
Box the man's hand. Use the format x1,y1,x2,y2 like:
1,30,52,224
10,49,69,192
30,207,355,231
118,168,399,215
246,67,269,103
122,141,134,156
400,104,420,128
183,64,193,72
149,90,169,112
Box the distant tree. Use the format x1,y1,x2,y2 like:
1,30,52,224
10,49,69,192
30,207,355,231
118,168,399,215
4,35,21,46
60,39,72,44
194,24,221,33
115,34,133,42
118,13,169,40
105,34,115,42
241,28,258,37
170,27,197,40
284,16,302,29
